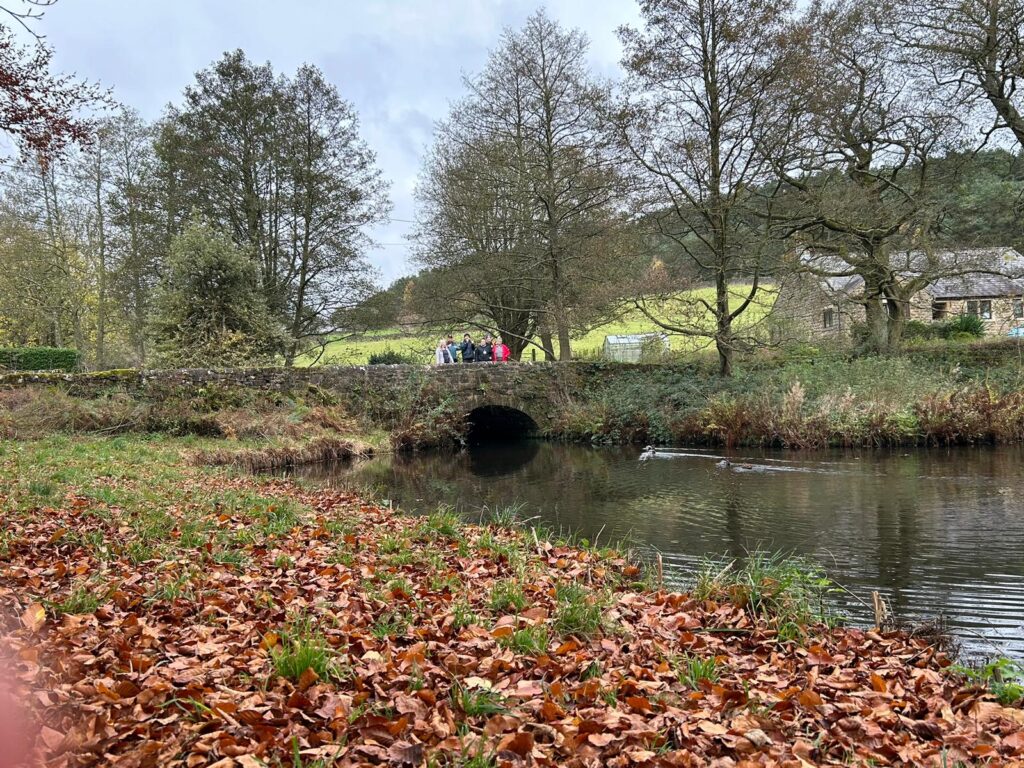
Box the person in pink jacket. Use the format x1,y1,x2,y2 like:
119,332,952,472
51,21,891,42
492,336,511,362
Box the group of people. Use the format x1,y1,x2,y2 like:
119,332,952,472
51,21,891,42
435,333,511,364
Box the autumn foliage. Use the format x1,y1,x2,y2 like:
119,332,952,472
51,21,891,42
1,467,1023,767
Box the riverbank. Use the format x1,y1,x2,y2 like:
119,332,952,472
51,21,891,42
552,341,1024,447
2,436,1023,766
4,340,1024,451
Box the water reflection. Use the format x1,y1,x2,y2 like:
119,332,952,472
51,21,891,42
294,442,1024,658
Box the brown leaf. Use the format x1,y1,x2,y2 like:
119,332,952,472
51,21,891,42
260,631,279,650
497,731,534,758
697,720,728,735
587,732,618,747
798,689,823,707
297,667,319,691
387,741,423,765
21,602,45,632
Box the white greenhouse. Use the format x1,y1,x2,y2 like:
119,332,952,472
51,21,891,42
602,333,671,363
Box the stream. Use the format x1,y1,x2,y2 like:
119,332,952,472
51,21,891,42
291,442,1024,659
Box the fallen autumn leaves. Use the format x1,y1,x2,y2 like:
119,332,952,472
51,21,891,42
2,471,1023,767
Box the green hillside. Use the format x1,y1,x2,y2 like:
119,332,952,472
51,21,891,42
298,285,776,366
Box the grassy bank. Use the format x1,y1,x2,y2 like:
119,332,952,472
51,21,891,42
4,338,1024,455
1,436,1022,767
551,340,1024,447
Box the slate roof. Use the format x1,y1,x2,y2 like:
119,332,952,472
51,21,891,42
811,248,1024,299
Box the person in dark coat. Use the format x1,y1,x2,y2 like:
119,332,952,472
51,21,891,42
474,337,493,362
459,333,475,363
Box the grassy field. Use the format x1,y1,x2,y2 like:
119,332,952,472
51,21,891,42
299,285,776,365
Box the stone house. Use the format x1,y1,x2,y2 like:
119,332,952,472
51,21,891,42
772,247,1024,341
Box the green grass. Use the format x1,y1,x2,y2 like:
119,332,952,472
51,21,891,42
271,616,344,683
489,580,528,614
673,653,721,689
370,610,411,639
48,582,104,615
691,552,836,636
450,683,506,716
298,285,774,365
952,658,1024,706
497,625,550,656
553,582,604,639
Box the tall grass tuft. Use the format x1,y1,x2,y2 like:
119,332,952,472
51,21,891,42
692,551,836,635
553,582,604,639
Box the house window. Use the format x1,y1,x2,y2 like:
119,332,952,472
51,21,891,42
822,308,836,329
967,300,993,319
931,301,948,320
1014,299,1023,319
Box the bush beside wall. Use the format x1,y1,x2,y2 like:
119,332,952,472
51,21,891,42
0,347,80,372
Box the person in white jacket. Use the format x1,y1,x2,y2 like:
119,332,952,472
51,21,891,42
434,338,454,364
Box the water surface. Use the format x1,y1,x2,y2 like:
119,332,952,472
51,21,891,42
294,442,1024,658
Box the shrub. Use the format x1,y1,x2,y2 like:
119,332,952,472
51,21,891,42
0,347,80,371
903,320,941,341
942,313,985,338
368,348,418,365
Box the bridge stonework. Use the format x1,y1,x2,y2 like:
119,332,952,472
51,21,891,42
0,363,654,434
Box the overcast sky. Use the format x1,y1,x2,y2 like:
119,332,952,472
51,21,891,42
31,0,641,284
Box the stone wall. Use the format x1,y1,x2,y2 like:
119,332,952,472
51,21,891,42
0,362,661,433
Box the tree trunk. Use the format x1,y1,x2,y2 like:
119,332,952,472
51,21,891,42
539,331,555,361
715,273,733,377
863,297,890,354
93,150,108,370
556,316,572,362
885,297,911,351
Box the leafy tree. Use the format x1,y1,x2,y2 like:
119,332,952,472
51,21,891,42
0,1,107,160
150,218,283,367
155,52,388,364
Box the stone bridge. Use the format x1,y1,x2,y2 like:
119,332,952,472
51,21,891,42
1,362,664,438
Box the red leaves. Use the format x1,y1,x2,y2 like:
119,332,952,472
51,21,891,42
1,475,1022,767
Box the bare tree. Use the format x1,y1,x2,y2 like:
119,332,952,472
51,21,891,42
416,10,626,361
886,0,1024,150
776,0,975,352
414,132,549,360
615,0,800,376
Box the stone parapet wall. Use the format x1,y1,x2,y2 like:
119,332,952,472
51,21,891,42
0,362,667,432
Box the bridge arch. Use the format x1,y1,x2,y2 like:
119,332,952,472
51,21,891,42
465,404,539,443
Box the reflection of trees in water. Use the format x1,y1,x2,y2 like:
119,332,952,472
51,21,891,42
328,443,1024,588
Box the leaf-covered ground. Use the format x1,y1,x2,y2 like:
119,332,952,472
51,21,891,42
1,437,1023,767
